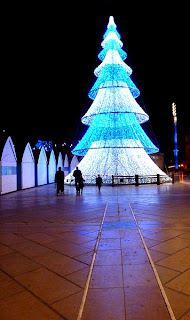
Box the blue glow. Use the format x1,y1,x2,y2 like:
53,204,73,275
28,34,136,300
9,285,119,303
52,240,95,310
72,113,158,156
98,41,127,61
88,65,140,100
95,50,132,77
82,87,148,125
103,25,121,40
102,31,123,48
35,140,53,152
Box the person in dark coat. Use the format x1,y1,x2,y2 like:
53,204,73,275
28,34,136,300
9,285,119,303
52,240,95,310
78,174,85,194
73,167,82,193
55,167,64,195
96,174,103,191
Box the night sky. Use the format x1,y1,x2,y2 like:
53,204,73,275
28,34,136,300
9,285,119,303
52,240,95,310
1,4,189,165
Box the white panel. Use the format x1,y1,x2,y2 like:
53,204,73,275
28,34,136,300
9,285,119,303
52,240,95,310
37,147,47,186
21,143,35,189
1,136,17,194
48,150,56,183
70,155,79,172
1,175,17,194
1,136,17,164
22,162,35,189
57,152,63,170
64,154,69,176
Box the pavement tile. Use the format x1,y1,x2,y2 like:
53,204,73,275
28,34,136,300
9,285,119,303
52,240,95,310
81,239,97,250
155,265,180,284
156,248,190,272
54,231,97,244
52,290,84,320
143,238,161,248
46,239,92,257
150,237,190,255
98,238,121,250
165,269,190,295
123,263,158,287
165,287,190,319
0,291,62,320
121,236,144,249
124,286,171,320
100,230,121,239
15,268,81,304
122,248,148,265
10,239,52,258
82,288,125,320
90,265,123,288
75,251,93,265
180,310,190,320
148,249,169,263
22,232,57,244
65,267,89,288
0,243,14,256
33,250,87,276
120,229,140,238
179,231,190,240
0,252,40,276
141,230,186,242
0,270,24,300
95,249,122,265
0,233,25,245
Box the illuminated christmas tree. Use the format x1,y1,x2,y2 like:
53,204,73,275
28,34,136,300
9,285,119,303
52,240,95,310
66,16,170,184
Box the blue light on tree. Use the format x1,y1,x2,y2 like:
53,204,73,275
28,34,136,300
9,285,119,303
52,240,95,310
65,16,171,184
35,140,53,152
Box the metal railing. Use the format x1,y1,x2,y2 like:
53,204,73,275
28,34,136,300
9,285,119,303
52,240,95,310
67,174,172,186
111,174,172,186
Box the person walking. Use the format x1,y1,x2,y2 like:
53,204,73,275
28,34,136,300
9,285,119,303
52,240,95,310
73,166,82,193
96,174,103,191
78,174,85,194
55,167,64,195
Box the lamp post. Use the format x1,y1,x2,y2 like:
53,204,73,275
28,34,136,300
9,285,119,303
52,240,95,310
172,102,178,171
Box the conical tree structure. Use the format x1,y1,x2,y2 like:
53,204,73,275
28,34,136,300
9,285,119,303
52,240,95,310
66,16,171,184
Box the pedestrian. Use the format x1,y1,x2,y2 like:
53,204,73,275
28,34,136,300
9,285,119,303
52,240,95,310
96,174,103,191
78,174,85,194
55,167,64,196
73,166,82,193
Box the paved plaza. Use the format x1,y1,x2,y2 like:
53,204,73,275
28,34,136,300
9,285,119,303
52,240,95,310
0,178,190,319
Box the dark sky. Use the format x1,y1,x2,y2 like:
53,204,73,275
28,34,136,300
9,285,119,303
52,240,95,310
1,4,189,164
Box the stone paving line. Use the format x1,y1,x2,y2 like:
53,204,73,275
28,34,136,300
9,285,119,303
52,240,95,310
0,181,189,319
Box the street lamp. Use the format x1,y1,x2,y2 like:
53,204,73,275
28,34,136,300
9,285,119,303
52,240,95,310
172,102,178,171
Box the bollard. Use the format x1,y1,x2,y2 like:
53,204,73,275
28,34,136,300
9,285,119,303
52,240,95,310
112,175,114,187
157,174,160,185
172,173,175,184
135,175,139,186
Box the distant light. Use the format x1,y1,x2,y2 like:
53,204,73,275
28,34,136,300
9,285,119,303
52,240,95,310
172,102,177,117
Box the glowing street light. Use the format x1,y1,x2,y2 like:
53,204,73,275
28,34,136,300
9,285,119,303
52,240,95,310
172,102,178,171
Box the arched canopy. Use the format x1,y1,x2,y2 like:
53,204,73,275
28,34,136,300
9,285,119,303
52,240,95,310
0,136,17,194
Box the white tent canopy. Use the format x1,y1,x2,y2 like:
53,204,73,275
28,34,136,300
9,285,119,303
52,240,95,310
21,142,35,189
0,136,17,194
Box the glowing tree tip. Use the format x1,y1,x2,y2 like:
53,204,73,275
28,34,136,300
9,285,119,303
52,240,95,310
108,16,116,28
